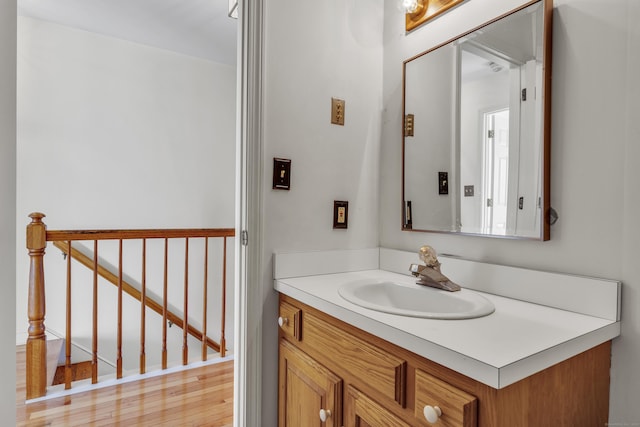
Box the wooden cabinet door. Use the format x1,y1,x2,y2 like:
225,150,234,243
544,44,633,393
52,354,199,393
279,339,342,427
345,386,411,427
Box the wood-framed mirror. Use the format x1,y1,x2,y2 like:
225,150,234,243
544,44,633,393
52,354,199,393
402,0,553,240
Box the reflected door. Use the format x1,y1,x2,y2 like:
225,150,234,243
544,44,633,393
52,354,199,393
482,108,509,234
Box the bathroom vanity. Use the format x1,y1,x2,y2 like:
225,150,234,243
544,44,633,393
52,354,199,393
275,249,621,427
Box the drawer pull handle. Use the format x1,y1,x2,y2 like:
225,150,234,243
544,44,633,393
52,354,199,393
423,405,442,424
278,316,288,328
319,409,332,422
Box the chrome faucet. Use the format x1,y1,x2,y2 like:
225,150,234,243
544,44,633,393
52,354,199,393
409,245,461,292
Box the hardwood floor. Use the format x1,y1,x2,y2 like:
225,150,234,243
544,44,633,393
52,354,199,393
16,345,234,426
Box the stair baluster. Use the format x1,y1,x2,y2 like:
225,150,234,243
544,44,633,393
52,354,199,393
25,213,234,399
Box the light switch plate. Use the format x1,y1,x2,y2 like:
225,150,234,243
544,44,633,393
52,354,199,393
273,158,291,190
404,114,414,137
331,98,345,126
438,172,449,195
464,185,474,197
404,200,412,229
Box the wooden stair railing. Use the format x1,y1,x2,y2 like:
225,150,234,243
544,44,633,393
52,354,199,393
52,241,222,353
25,212,235,400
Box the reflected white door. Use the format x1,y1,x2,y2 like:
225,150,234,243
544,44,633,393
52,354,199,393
482,108,509,234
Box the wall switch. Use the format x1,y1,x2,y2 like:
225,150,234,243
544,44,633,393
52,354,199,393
404,200,412,229
404,114,414,136
331,98,345,126
272,158,291,190
464,185,474,197
438,172,449,195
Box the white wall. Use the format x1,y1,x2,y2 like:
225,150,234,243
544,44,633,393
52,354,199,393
262,0,384,423
16,16,236,361
381,0,640,423
0,0,17,421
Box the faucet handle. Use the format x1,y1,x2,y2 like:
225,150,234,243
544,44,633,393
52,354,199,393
419,245,439,267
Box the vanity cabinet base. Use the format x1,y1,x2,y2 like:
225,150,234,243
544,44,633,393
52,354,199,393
278,294,611,427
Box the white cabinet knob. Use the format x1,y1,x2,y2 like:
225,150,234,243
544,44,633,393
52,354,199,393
423,405,442,424
278,316,288,327
319,408,331,422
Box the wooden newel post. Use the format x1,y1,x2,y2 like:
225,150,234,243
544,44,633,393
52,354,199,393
26,212,47,399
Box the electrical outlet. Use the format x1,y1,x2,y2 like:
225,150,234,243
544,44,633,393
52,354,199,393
464,185,474,197
331,98,345,126
333,201,348,229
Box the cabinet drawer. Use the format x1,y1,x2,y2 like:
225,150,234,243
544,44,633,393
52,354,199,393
279,301,302,341
345,386,411,427
414,369,477,427
303,311,407,407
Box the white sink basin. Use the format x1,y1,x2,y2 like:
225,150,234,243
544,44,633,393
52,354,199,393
338,280,495,319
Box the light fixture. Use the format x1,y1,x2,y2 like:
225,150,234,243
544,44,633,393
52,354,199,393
402,0,425,14
402,0,420,13
404,0,465,32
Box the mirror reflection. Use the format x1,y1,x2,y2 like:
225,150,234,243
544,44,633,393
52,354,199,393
402,1,551,239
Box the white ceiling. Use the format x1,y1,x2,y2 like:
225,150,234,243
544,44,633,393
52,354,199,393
17,0,238,66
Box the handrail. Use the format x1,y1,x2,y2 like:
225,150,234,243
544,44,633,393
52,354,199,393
25,212,235,399
46,228,235,241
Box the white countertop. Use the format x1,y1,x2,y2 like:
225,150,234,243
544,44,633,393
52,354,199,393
275,269,621,389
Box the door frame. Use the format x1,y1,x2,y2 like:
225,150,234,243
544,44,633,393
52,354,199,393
234,0,264,425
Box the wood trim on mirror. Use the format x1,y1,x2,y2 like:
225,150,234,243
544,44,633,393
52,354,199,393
542,0,553,241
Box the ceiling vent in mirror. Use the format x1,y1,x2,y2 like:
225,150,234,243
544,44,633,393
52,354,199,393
228,0,238,19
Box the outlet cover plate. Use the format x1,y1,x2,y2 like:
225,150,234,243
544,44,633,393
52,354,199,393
333,200,349,229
